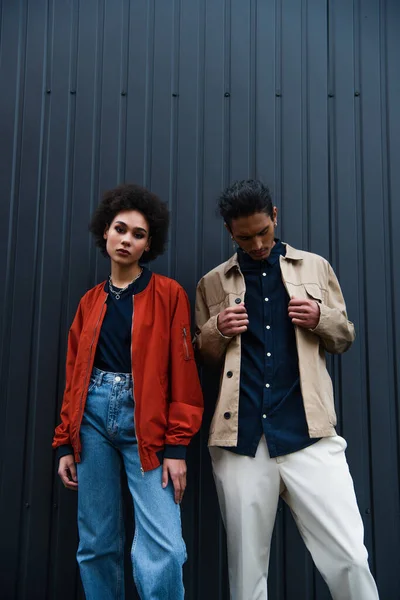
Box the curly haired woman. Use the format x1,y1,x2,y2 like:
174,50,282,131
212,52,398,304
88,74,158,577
53,183,203,600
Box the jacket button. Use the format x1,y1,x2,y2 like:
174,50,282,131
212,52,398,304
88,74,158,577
224,412,231,419
235,298,241,304
227,371,233,378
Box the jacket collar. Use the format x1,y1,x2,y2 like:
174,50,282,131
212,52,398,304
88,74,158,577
223,241,303,275
283,243,303,261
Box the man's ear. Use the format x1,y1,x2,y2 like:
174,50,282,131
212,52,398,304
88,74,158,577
224,222,232,237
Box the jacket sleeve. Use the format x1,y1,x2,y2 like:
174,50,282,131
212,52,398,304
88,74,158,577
165,285,204,447
193,278,232,364
52,301,84,450
312,262,355,354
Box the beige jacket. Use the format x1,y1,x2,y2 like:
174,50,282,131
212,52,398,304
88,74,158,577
194,243,355,447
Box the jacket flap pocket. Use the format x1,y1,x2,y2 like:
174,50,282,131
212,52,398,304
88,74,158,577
304,283,322,302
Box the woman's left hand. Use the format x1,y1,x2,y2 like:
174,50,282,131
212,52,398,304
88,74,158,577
162,459,187,504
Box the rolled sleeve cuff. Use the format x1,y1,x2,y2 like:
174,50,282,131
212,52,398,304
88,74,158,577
206,315,233,350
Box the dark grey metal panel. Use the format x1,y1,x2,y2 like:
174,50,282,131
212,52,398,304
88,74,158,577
0,1,399,599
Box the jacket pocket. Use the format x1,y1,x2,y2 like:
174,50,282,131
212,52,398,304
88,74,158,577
182,326,194,360
303,283,323,303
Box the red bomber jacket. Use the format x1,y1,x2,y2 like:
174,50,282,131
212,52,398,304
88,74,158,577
52,273,204,471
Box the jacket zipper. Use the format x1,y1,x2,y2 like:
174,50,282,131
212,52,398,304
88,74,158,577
77,296,108,453
182,327,190,360
131,295,144,476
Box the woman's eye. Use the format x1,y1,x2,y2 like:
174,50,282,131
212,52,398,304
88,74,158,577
135,233,144,239
115,226,124,233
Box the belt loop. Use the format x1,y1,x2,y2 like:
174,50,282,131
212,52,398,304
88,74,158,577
125,374,131,390
97,369,104,386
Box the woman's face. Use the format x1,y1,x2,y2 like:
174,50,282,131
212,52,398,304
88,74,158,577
104,210,150,267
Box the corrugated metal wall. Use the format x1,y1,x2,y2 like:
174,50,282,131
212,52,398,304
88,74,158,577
0,1,399,598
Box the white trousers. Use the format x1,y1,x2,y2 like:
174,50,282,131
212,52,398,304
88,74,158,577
210,436,379,600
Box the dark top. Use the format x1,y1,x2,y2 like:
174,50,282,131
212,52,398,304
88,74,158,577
94,267,152,373
226,240,319,458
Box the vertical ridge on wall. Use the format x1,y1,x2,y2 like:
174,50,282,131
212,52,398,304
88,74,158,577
194,0,206,288
274,0,283,232
117,0,131,184
17,0,52,595
49,0,82,595
221,0,232,261
91,0,106,285
0,2,26,521
168,0,181,281
301,0,310,253
143,0,155,190
379,0,400,532
359,0,400,593
192,2,206,595
386,0,400,521
249,0,257,180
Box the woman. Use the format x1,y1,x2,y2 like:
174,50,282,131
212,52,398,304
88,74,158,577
53,183,203,599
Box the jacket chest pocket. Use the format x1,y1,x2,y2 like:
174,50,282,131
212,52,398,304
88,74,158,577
285,282,324,303
209,292,245,318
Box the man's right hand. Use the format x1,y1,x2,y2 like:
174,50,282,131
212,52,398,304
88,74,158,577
58,454,78,491
217,303,249,337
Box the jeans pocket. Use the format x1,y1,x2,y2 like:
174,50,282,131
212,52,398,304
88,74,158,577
87,378,97,394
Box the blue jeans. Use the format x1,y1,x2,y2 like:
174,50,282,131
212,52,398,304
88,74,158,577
76,368,186,599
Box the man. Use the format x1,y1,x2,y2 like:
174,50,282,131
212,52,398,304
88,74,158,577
195,180,379,599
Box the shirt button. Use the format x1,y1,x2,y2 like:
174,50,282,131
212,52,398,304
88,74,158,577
265,383,270,388
267,352,271,357
115,376,121,383
266,325,271,330
235,298,241,304
224,412,231,420
227,371,233,378
262,272,267,277
264,297,269,302
263,414,267,419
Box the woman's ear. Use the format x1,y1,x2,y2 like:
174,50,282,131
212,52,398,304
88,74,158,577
103,225,109,240
145,237,152,252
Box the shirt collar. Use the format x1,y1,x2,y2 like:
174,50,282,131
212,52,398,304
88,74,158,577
224,241,303,275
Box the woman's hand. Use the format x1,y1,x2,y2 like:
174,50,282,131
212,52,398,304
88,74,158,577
58,454,78,491
162,459,187,504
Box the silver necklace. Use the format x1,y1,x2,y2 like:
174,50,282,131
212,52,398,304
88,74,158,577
109,269,143,300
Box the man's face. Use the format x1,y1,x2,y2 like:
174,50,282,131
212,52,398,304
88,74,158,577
228,209,278,261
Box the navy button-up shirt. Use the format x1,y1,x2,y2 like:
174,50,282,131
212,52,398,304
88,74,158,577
226,240,319,458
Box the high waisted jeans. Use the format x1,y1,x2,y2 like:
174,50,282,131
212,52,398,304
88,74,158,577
76,367,186,599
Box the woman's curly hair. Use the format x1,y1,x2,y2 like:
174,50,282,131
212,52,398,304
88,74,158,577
90,183,169,263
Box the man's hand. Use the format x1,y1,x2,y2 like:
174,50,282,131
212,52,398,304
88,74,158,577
58,454,78,491
217,303,249,337
288,297,320,330
162,459,187,504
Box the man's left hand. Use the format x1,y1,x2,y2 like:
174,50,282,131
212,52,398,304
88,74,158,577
162,458,187,504
288,297,320,330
